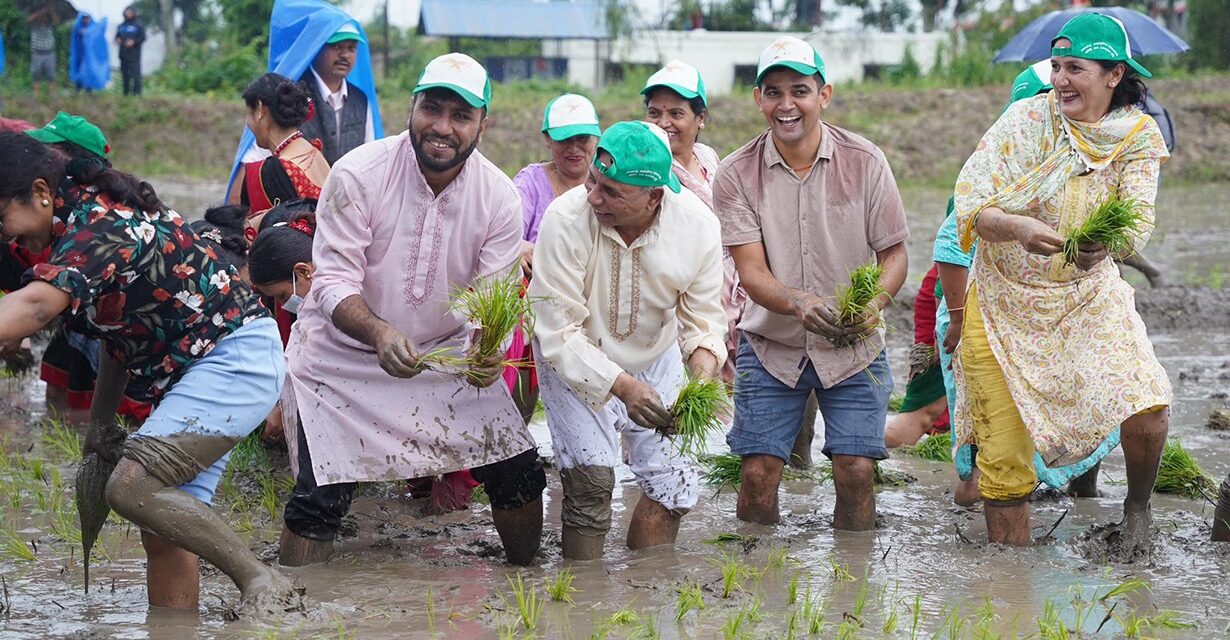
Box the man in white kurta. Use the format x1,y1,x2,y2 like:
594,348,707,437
528,121,727,560
278,54,545,567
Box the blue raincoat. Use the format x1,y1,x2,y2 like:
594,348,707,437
225,0,384,199
1,33,7,77
69,13,110,91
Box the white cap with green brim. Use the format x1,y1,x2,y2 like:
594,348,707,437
640,60,707,106
541,94,601,141
414,53,493,109
1010,59,1054,104
326,23,365,45
756,36,827,86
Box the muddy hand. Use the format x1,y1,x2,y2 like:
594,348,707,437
613,375,672,431
465,352,505,389
376,329,425,378
84,418,127,464
1015,217,1064,256
843,307,882,341
795,293,848,340
1074,241,1109,271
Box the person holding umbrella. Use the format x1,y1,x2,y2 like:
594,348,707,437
952,13,1171,554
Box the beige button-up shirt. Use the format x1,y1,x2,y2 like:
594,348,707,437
529,185,728,409
714,123,908,388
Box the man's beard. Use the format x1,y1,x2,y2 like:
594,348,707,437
410,129,481,173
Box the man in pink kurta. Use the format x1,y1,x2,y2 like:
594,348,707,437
277,53,545,567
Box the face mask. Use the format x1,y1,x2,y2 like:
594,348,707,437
282,273,305,314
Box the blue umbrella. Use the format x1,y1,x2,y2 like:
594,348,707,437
994,7,1189,63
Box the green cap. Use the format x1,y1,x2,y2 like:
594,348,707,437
326,23,365,45
541,94,602,141
1009,59,1053,104
640,60,708,106
756,36,826,86
1051,13,1151,78
594,121,681,194
26,111,110,159
414,52,492,109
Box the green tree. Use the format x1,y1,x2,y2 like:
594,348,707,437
217,0,272,49
839,0,912,32
1188,0,1230,70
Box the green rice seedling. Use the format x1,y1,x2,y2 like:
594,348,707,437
40,415,82,463
909,594,922,640
420,267,535,380
1061,197,1146,266
832,261,887,348
668,374,730,458
721,606,750,640
786,610,800,640
834,618,859,640
900,432,953,463
1036,599,1067,640
763,546,790,573
852,577,870,620
545,568,578,604
674,578,704,622
882,604,899,635
709,552,753,598
630,612,660,640
471,484,490,505
229,431,270,471
425,586,436,637
872,462,915,487
701,453,744,487
827,556,855,582
51,505,82,546
1154,438,1216,499
0,528,36,562
506,573,544,631
800,588,826,636
608,607,639,626
887,394,904,412
704,532,757,546
941,605,967,639
786,572,800,606
256,473,291,523
1097,578,1148,602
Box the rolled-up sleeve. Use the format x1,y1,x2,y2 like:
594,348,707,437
527,209,625,410
311,168,371,319
677,219,728,368
713,162,761,247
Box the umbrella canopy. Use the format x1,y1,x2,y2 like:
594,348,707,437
994,7,1189,63
15,0,77,24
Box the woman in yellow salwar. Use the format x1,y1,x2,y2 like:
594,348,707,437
953,13,1170,552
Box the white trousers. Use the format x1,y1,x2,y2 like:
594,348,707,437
536,343,701,512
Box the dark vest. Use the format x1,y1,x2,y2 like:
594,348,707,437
299,71,369,165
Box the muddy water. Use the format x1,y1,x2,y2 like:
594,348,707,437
1,184,1228,639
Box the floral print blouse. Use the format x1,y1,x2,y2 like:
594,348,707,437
28,177,267,401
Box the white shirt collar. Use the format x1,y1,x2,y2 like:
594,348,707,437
309,66,348,109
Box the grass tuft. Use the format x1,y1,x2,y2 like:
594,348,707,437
1062,197,1146,266
1154,438,1217,499
545,568,578,604
668,374,730,458
506,573,544,631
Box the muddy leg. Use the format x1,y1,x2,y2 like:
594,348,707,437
493,498,543,566
142,530,200,609
984,499,1031,546
1213,475,1230,542
512,368,539,426
954,469,981,507
1119,253,1167,288
106,435,295,607
737,454,784,525
832,455,876,531
787,393,818,470
1066,461,1101,498
278,527,334,567
279,421,355,567
626,495,682,550
559,465,614,561
1120,408,1168,554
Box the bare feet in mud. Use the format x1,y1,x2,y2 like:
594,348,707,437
1119,503,1153,557
1077,508,1154,564
227,569,305,620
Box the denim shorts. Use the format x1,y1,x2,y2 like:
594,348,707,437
726,337,892,462
130,318,285,504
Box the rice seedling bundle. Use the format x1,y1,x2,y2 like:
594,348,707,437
1061,197,1146,266
669,374,731,458
1153,438,1216,499
900,432,953,463
421,267,535,380
831,262,887,347
701,453,814,487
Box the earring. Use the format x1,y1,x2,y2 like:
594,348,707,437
40,199,50,206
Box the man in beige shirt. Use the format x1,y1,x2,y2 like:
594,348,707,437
714,36,909,529
529,121,727,560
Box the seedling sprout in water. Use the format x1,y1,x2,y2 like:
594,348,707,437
668,373,730,458
1154,438,1216,499
1062,197,1146,266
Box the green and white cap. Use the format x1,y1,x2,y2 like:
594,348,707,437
1010,59,1054,104
326,22,365,45
594,121,681,194
541,94,602,141
1051,12,1151,78
640,60,707,106
756,36,826,85
414,52,492,108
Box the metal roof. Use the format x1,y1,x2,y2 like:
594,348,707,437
420,0,607,40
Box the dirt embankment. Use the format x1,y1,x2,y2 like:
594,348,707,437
3,75,1229,183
